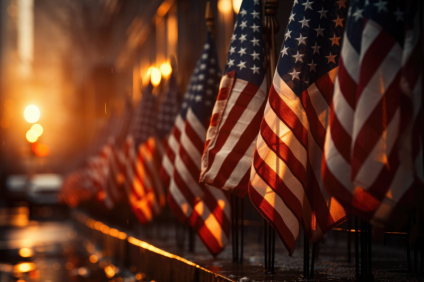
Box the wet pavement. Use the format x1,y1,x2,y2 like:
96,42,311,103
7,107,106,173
1,206,424,282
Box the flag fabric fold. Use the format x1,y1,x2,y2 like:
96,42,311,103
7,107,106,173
249,0,347,255
200,0,267,197
322,0,424,229
165,32,231,256
124,84,163,223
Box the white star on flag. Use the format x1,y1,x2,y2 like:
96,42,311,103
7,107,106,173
317,7,328,19
238,47,247,56
325,52,337,64
353,8,363,21
329,34,341,46
315,25,325,37
295,34,307,46
281,46,289,57
292,51,304,63
237,61,246,70
239,21,247,29
250,65,260,74
251,51,260,60
285,29,292,40
289,13,295,23
251,37,260,46
373,0,388,13
308,60,317,72
336,0,347,9
250,24,260,33
302,0,314,11
311,42,321,54
251,10,260,19
289,69,301,80
333,15,344,27
239,34,247,43
299,16,311,28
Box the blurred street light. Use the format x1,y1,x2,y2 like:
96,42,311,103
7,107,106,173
232,0,242,13
24,105,40,123
26,129,38,143
218,0,232,13
160,62,172,78
19,247,34,258
31,124,43,136
149,67,162,86
31,143,49,157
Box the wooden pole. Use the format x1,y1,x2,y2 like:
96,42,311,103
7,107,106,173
263,0,279,79
262,0,279,274
205,1,216,38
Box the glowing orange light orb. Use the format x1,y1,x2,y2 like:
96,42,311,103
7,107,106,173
150,67,162,86
218,0,232,13
19,248,34,257
160,62,172,78
31,143,49,157
26,129,38,143
31,124,43,136
233,0,242,13
24,105,40,123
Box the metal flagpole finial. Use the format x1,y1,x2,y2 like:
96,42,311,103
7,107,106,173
263,0,279,78
205,1,216,39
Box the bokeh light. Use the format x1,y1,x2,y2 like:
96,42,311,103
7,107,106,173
15,262,35,273
31,124,43,136
218,0,232,13
24,105,40,123
89,255,98,263
26,129,38,143
19,247,34,257
160,62,172,78
232,0,242,13
78,267,87,276
150,67,161,86
31,143,49,157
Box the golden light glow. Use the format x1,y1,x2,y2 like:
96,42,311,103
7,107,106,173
118,232,127,240
0,117,10,129
150,67,162,86
15,262,35,273
218,0,232,13
26,129,38,143
109,228,119,237
24,105,40,123
104,265,115,278
31,124,43,136
160,62,172,78
19,248,34,257
78,267,87,276
232,0,242,13
31,143,49,157
89,255,98,263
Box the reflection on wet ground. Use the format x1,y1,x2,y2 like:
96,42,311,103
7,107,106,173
1,206,424,282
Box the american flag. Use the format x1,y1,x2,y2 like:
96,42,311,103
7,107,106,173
103,101,133,208
85,115,120,207
200,0,267,197
249,0,348,255
59,169,91,207
165,33,231,256
158,69,182,187
124,84,163,223
322,0,423,229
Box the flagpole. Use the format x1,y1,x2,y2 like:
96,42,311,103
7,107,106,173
262,0,279,274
